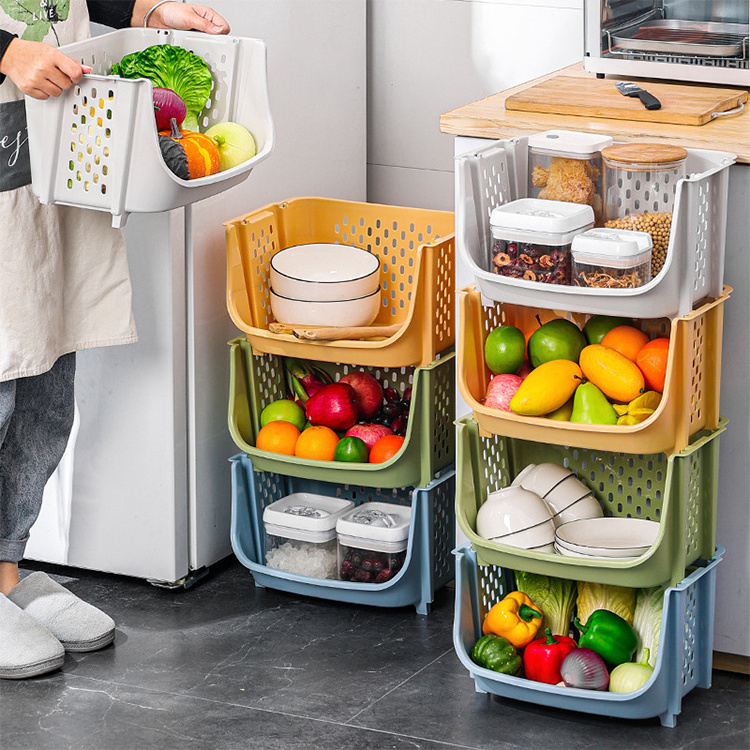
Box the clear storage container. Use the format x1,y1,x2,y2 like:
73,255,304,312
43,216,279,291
602,144,688,278
336,502,411,584
528,130,613,225
263,493,354,579
488,199,594,285
571,228,652,288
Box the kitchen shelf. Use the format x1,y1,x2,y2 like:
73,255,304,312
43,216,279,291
228,337,455,489
455,415,725,588
455,136,734,319
230,454,455,615
225,197,455,367
453,544,723,728
457,284,729,456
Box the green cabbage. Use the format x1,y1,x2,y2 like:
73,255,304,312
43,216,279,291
576,581,636,626
111,45,213,131
632,586,665,667
515,571,577,637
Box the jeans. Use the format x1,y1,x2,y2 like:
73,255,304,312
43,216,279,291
0,353,76,563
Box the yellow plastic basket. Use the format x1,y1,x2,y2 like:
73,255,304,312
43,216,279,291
225,198,455,367
457,284,730,455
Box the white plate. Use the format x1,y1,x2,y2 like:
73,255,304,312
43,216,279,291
553,542,640,561
555,517,659,556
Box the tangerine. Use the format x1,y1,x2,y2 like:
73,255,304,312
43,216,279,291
636,337,670,393
600,325,650,362
369,434,405,464
255,420,300,455
294,425,340,461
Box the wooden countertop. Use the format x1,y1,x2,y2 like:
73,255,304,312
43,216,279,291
440,63,750,163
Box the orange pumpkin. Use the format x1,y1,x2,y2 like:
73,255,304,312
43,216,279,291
158,119,221,180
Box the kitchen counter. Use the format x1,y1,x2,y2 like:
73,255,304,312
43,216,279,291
440,63,750,162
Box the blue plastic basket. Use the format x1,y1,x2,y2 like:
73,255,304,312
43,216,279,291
230,453,455,615
453,545,723,728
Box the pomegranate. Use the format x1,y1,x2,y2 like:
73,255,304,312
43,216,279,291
305,383,358,431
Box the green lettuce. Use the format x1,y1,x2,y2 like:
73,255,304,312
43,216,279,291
515,571,577,637
111,44,213,131
576,581,637,626
632,585,665,667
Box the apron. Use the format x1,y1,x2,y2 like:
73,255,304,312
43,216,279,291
0,0,137,382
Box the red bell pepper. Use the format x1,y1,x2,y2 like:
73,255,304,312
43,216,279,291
523,628,577,684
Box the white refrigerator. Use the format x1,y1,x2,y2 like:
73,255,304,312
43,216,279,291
25,0,367,585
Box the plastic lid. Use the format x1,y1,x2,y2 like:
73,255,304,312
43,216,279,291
336,501,411,547
601,143,687,166
263,493,355,543
571,228,653,262
528,130,613,157
490,199,595,239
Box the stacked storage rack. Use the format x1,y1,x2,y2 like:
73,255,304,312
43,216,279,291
224,198,457,614
452,137,733,726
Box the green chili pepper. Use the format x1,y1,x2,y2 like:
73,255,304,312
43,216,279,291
471,634,522,675
574,609,638,668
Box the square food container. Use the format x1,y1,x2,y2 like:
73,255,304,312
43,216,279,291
263,493,354,579
489,199,594,285
571,228,653,288
337,502,412,584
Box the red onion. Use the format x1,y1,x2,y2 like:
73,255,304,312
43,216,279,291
153,87,187,132
561,648,610,690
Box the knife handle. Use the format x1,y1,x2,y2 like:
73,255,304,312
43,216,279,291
638,90,661,110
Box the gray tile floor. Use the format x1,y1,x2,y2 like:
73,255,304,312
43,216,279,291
2,558,748,750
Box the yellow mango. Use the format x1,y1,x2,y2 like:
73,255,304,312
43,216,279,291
509,360,583,416
579,345,645,404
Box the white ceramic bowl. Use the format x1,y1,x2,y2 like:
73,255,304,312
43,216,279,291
552,493,604,527
555,517,659,557
270,243,380,301
476,486,553,539
270,287,380,327
543,474,595,514
490,519,557,549
512,462,573,499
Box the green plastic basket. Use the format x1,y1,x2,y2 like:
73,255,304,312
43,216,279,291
455,415,725,587
228,337,455,488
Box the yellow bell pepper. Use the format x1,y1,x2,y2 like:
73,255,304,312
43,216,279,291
482,591,543,648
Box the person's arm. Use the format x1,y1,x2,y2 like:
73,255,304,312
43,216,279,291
130,1,230,34
87,1,138,29
0,30,17,85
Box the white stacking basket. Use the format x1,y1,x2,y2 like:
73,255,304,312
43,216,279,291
456,136,734,319
25,28,274,227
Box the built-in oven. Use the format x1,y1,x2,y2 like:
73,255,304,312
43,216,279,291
584,0,750,85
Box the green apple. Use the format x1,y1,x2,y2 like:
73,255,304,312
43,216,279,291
204,121,257,171
528,318,586,367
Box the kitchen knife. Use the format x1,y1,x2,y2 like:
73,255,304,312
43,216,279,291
615,81,662,110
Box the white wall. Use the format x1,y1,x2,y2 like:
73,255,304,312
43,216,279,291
367,0,584,210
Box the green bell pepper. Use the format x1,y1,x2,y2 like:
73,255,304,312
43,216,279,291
574,609,638,668
471,634,522,675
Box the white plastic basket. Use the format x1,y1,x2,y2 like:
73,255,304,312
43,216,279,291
456,137,734,319
25,28,274,227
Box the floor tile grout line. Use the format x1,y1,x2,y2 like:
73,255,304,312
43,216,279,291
344,647,456,726
67,671,482,750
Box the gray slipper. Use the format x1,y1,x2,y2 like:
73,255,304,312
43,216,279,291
8,571,115,653
0,594,65,679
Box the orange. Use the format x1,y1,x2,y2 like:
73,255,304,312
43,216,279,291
255,421,300,455
294,425,340,461
636,337,670,393
369,434,405,464
600,325,650,363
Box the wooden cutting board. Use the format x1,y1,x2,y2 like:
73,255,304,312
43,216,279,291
505,74,748,126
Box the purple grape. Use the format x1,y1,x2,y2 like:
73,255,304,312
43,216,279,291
403,387,412,401
398,398,411,410
381,402,402,420
384,387,399,403
390,415,406,435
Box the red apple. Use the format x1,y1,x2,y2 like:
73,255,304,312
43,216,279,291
338,371,384,420
517,361,533,381
345,423,394,450
305,383,359,431
484,374,523,412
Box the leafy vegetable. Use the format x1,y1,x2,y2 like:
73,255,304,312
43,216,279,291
112,45,213,131
632,586,665,667
576,581,636,626
515,571,577,637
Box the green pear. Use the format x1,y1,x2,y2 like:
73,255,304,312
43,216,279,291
570,382,618,425
547,398,574,421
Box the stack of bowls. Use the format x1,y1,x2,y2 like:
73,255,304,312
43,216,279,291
512,463,603,527
554,517,659,560
269,243,381,327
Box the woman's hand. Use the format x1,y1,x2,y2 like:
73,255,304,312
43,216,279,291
135,2,230,35
0,39,90,99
